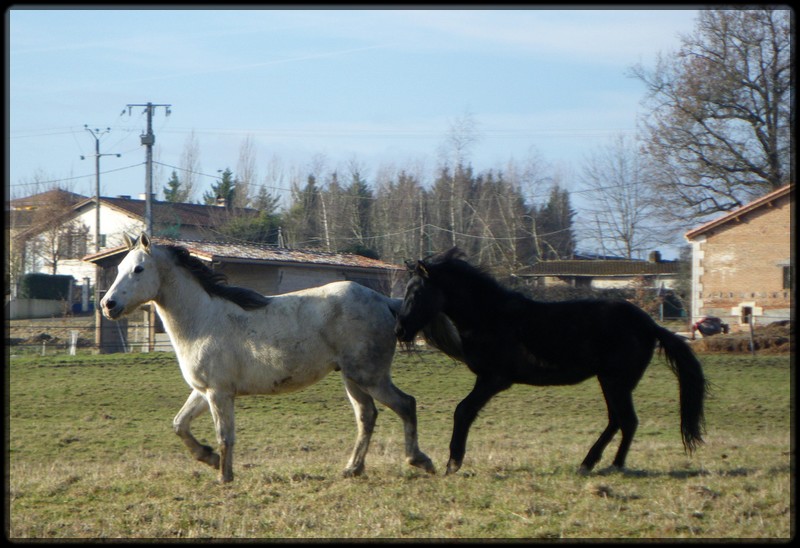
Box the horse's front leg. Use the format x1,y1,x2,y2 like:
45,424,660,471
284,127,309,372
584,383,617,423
206,389,236,483
447,375,511,475
173,389,220,469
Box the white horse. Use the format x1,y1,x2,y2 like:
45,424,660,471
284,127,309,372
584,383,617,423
100,233,434,483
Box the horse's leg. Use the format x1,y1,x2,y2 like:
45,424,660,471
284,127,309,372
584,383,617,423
341,377,378,477
580,376,637,473
173,389,220,470
606,384,638,470
363,378,435,474
447,375,511,475
579,411,618,472
205,389,236,483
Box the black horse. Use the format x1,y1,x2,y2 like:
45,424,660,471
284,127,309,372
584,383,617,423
395,248,707,475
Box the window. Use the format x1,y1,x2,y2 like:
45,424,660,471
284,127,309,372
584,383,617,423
58,228,89,259
784,266,793,290
741,306,753,325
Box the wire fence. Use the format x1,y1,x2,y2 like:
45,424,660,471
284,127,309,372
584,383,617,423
7,321,176,355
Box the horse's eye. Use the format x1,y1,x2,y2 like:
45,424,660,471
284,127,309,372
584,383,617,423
133,265,144,274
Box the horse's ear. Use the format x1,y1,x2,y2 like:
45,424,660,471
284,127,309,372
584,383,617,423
416,260,429,279
123,233,135,250
139,233,151,253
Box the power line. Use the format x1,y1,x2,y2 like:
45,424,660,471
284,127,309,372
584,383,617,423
8,162,144,189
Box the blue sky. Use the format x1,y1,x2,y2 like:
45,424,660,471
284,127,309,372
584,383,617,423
8,7,700,254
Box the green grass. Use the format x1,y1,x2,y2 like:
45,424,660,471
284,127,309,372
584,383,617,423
7,349,793,539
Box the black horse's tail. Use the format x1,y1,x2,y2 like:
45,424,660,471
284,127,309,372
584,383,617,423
654,326,708,453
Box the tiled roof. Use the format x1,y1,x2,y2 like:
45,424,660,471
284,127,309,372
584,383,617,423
83,237,401,271
521,259,679,277
9,189,87,210
90,197,260,228
685,183,794,240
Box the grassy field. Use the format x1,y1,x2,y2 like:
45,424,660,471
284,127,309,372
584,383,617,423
6,348,793,539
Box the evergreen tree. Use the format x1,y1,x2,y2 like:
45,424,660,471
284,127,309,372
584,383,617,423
219,211,281,245
252,185,281,215
203,168,237,207
163,170,186,203
533,185,576,260
284,174,323,248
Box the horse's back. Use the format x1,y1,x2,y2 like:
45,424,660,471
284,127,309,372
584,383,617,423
512,298,660,371
271,280,398,353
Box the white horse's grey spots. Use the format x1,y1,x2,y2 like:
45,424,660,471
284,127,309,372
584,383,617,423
101,233,434,483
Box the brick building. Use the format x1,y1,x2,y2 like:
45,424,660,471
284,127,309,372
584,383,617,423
684,183,794,332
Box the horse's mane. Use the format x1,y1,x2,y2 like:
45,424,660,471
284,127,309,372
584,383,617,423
423,247,510,297
166,245,271,310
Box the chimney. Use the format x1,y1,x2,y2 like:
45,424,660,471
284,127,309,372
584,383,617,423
649,250,662,263
215,195,226,207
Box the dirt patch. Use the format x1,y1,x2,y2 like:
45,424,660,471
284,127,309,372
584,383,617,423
690,320,793,354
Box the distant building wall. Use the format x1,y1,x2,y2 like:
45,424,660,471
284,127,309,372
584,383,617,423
7,298,68,319
688,187,792,331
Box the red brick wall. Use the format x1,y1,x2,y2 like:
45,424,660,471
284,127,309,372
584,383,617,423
694,192,792,330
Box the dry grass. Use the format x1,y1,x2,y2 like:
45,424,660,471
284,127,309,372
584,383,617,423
7,350,793,539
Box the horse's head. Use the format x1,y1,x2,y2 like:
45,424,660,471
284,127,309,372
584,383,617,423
394,258,445,342
101,233,161,320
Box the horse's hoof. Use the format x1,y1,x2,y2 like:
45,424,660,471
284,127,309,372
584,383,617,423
199,446,221,469
342,464,365,478
408,455,436,474
445,459,462,476
577,465,592,476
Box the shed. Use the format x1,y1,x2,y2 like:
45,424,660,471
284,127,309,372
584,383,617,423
519,251,680,290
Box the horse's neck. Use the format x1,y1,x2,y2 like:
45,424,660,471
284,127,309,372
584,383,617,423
152,258,215,343
441,275,502,328
442,274,544,331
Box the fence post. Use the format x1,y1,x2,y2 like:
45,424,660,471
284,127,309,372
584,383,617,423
70,330,78,356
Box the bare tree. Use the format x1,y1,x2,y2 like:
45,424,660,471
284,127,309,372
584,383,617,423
578,134,664,259
234,135,258,208
178,130,201,203
437,109,481,247
17,186,88,275
630,7,792,222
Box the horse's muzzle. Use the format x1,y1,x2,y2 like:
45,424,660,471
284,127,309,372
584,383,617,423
101,298,124,320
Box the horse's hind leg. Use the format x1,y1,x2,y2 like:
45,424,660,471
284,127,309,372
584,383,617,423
365,378,435,474
606,386,638,470
173,389,220,470
580,377,638,472
580,422,618,473
342,378,378,477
